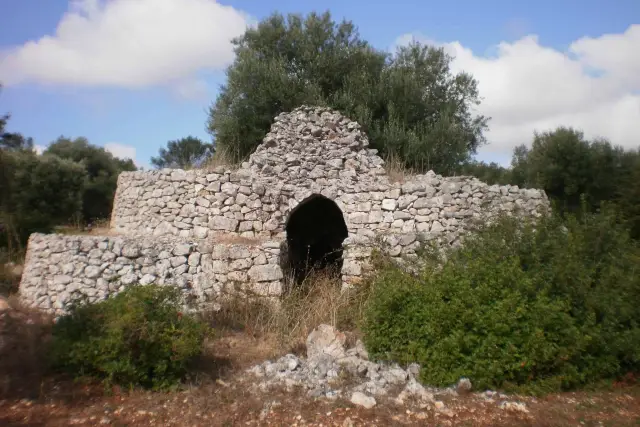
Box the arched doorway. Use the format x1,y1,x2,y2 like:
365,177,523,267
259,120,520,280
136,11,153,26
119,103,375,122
283,194,348,285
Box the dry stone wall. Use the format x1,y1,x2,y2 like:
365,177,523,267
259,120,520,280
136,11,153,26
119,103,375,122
20,106,549,314
20,233,283,315
112,106,548,251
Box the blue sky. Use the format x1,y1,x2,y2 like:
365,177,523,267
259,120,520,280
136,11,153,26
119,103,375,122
1,0,638,169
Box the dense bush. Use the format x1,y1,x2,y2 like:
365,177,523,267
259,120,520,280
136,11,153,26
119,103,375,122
50,285,208,389
362,208,640,393
0,149,87,250
44,137,137,222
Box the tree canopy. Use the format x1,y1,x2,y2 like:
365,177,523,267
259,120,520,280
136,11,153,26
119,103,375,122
207,11,488,174
0,148,87,250
493,127,640,238
150,136,214,169
44,137,137,222
0,113,7,136
1,132,34,152
510,128,634,211
1,87,136,248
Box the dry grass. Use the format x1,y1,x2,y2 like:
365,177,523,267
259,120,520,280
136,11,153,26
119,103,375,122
205,269,373,353
0,260,22,296
209,233,264,245
53,218,120,237
0,295,55,400
201,146,243,172
383,153,415,183
0,247,24,295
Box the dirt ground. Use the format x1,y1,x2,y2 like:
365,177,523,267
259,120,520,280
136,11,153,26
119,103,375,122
1,328,639,427
3,381,638,427
1,291,640,427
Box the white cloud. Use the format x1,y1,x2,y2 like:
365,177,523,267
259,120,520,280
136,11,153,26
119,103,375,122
104,142,136,163
33,145,46,155
0,0,250,89
395,25,640,164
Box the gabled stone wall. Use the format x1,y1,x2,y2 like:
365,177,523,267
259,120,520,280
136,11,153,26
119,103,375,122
111,106,548,252
19,106,550,314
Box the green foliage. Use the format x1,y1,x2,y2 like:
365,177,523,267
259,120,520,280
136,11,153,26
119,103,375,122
362,209,640,393
0,103,135,243
509,128,627,211
456,160,512,185
151,136,214,169
45,137,137,222
1,132,34,152
514,128,604,212
616,154,640,239
50,285,208,390
0,149,86,249
509,127,640,238
208,11,488,174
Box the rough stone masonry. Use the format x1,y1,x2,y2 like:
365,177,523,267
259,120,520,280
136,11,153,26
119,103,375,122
19,106,549,314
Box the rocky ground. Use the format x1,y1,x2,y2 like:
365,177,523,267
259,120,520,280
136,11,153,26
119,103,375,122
1,298,639,426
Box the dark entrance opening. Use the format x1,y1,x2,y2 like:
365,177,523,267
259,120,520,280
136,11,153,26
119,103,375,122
283,194,348,285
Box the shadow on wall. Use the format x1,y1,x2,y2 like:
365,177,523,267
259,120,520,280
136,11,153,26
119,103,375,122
281,194,348,286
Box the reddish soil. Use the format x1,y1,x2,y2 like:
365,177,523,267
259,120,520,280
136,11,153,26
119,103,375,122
1,300,639,426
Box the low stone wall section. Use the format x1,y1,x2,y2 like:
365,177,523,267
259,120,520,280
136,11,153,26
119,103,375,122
19,233,284,315
111,168,548,254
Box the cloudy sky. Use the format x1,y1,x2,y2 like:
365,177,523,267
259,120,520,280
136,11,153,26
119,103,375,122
0,0,638,168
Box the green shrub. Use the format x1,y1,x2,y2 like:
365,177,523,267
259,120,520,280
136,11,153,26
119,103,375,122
362,207,640,394
1,149,86,249
44,136,137,223
50,285,208,389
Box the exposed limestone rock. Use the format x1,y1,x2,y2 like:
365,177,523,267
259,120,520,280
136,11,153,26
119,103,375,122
350,392,376,409
306,324,347,360
244,324,529,413
499,401,530,413
457,377,473,393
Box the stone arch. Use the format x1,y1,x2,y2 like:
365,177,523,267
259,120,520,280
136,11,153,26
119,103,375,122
283,194,348,285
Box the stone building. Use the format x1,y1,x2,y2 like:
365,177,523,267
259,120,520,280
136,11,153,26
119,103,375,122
19,106,549,314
